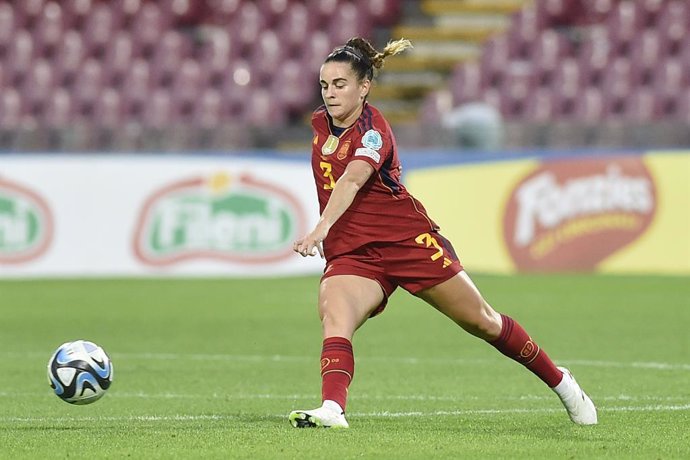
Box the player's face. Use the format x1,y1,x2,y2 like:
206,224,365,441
319,61,370,127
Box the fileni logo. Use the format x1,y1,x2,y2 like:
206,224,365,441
133,173,306,266
503,157,656,271
0,177,53,264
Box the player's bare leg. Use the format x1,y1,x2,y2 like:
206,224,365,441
289,275,384,428
416,271,597,425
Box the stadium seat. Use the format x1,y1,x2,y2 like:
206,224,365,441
449,61,483,105
14,0,47,29
192,88,223,128
531,29,573,86
42,87,73,128
93,87,124,128
356,0,401,27
82,3,119,56
120,58,152,117
72,58,105,114
54,30,86,88
623,87,662,122
418,89,454,126
6,30,35,87
606,0,643,55
628,29,663,86
142,88,175,128
205,0,242,25
257,0,291,27
326,2,371,46
249,30,282,84
170,59,204,116
0,3,17,50
232,2,266,52
523,87,556,122
198,29,237,87
572,86,605,122
480,35,511,88
577,26,611,86
244,88,286,126
658,1,688,55
33,1,65,58
0,88,24,129
130,2,168,57
277,2,314,57
62,0,94,30
22,59,55,115
299,30,333,75
102,31,136,87
150,30,193,87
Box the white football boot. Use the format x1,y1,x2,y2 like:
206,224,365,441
289,400,349,428
553,367,598,425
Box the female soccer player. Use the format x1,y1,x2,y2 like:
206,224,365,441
289,37,597,428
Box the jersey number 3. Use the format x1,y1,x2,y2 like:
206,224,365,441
320,161,336,190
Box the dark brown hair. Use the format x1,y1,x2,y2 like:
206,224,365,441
325,37,413,82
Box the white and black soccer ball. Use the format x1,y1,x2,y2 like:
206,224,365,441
47,340,114,405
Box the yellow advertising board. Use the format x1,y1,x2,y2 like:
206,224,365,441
406,151,690,274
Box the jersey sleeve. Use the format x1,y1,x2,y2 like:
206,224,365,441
351,123,393,172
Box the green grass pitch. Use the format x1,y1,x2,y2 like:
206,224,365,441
0,274,688,459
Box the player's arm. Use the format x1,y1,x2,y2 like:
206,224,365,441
294,159,374,258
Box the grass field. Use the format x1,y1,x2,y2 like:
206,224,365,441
0,274,688,459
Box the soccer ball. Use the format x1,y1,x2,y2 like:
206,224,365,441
47,340,114,405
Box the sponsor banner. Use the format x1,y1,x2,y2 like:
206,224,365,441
0,155,323,277
406,151,689,274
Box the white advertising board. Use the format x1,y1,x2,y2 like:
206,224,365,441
0,155,324,277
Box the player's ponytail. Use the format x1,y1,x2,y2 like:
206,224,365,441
325,37,413,82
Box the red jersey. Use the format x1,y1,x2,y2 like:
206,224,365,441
311,102,439,260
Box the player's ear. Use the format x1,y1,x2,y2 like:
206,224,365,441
360,79,371,99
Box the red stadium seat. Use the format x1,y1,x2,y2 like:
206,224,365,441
92,87,124,128
600,57,634,113
449,61,483,105
480,35,511,88
577,26,612,86
14,0,47,29
150,30,192,87
419,90,453,126
6,30,35,86
42,87,73,128
62,0,94,29
82,3,120,56
651,58,685,108
523,87,557,122
0,88,25,129
249,30,282,84
572,86,605,122
672,88,690,123
658,1,688,55
623,87,663,122
271,59,315,114
498,61,536,118
531,29,573,86
102,31,136,87
193,88,223,128
232,2,266,52
0,3,17,50
205,0,242,25
507,5,547,58
54,30,86,87
606,0,643,55
277,2,314,57
299,30,333,75
356,0,401,27
170,59,204,115
142,88,175,128
72,58,105,113
130,2,169,56
22,59,55,114
628,29,664,86
550,58,582,118
33,2,65,57
121,58,152,117
244,88,286,126
198,29,237,87
306,0,339,23
327,2,371,46
257,0,291,27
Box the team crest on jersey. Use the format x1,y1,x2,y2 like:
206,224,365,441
362,129,383,150
336,140,351,160
321,135,340,156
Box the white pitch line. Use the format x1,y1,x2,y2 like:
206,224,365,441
1,404,689,424
3,391,688,403
3,351,689,371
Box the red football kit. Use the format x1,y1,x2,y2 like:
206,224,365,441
310,102,463,310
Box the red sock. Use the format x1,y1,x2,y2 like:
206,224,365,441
320,337,354,411
489,314,563,388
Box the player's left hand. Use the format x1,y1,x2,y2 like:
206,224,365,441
293,225,328,258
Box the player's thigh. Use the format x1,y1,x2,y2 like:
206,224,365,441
416,271,502,340
318,275,385,329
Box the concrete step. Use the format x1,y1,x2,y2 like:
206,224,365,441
393,24,502,42
422,0,529,15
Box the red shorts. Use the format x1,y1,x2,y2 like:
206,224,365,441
321,231,463,317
